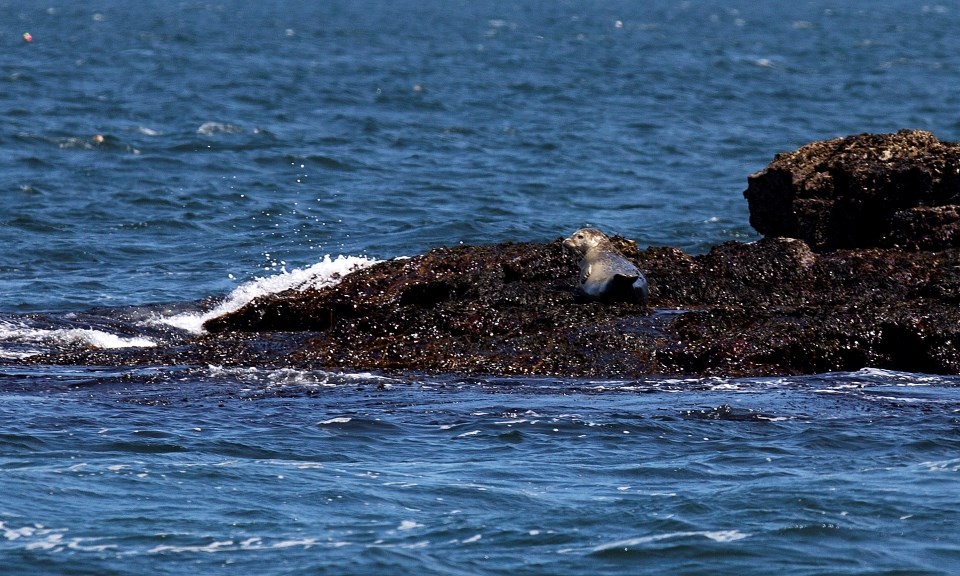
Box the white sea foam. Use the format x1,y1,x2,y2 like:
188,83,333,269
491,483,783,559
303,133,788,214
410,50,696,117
852,367,946,385
0,349,40,360
397,520,424,531
0,320,156,357
1,520,322,555
59,329,156,349
149,539,236,554
156,254,378,334
593,530,748,552
196,121,243,135
149,537,319,554
319,417,353,425
1,522,46,541
0,522,116,553
0,255,368,359
206,365,395,388
920,458,960,472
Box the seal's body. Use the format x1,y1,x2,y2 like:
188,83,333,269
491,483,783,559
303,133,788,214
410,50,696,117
563,228,649,304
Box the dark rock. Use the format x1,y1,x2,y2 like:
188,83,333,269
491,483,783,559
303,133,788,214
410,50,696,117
22,235,960,377
744,129,960,251
47,234,953,378
18,131,960,378
205,240,656,377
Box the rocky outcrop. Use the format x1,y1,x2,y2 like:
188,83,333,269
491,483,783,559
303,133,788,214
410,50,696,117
20,130,960,377
188,236,960,377
203,238,661,376
744,129,960,251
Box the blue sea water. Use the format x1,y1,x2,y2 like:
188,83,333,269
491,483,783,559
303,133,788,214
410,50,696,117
2,1,960,574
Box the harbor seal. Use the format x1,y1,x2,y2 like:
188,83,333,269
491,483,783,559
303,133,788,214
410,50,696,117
563,227,649,304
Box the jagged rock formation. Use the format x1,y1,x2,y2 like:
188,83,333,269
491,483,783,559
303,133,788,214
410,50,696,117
744,129,960,251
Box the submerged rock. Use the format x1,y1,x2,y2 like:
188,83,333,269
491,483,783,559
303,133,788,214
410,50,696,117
19,131,960,377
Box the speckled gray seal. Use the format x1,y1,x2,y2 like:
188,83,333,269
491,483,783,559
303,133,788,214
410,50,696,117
563,227,649,304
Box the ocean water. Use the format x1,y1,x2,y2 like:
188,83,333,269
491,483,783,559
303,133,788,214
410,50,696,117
2,1,960,574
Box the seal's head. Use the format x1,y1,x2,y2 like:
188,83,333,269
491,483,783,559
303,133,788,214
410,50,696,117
563,227,612,256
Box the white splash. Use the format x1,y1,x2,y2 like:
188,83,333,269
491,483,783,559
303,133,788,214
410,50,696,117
0,349,39,360
196,121,243,135
156,254,378,334
0,320,156,356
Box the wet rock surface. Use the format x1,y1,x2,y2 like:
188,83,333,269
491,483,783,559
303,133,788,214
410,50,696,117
20,131,960,377
745,129,960,251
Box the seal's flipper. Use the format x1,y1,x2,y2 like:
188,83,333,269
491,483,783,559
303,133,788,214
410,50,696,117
598,273,647,304
631,275,649,305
